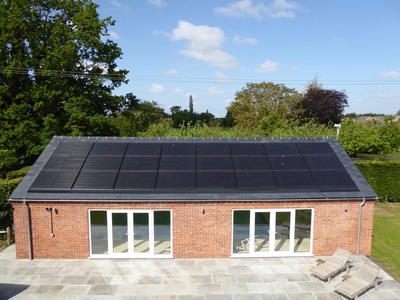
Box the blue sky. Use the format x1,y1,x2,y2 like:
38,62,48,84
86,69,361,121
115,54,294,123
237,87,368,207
96,0,400,117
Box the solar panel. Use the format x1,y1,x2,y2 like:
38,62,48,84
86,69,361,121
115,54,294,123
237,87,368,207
197,171,236,188
230,143,266,155
274,171,317,188
73,171,119,190
304,155,344,170
197,156,233,170
126,143,162,156
236,171,276,188
197,143,231,155
233,156,271,170
159,156,196,170
81,155,123,171
156,171,196,189
53,142,93,156
297,142,334,155
264,143,300,155
269,156,308,170
161,143,196,155
114,171,157,189
120,156,160,171
90,143,128,155
312,170,358,189
30,170,60,189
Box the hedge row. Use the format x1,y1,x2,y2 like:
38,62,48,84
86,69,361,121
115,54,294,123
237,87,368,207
0,177,24,229
355,161,400,202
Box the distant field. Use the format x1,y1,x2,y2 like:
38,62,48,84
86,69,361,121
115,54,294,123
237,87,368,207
357,153,400,161
372,202,400,281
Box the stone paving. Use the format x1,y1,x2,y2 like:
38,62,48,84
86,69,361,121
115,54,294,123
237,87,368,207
0,245,399,300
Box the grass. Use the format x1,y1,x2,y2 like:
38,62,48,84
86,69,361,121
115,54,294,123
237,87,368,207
372,202,400,281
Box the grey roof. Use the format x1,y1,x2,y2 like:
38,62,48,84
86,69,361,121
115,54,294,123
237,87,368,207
9,136,377,202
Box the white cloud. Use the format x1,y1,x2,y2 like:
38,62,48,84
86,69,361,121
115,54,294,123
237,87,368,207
256,60,279,73
170,20,237,69
149,83,167,93
108,31,120,40
147,0,167,8
111,0,129,10
165,69,178,74
378,70,400,78
233,35,258,45
208,86,224,95
214,0,300,19
215,71,236,84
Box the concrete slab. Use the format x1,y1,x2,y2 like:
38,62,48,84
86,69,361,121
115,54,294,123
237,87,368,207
1,244,399,300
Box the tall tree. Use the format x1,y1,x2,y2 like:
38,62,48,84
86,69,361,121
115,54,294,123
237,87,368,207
0,0,128,168
300,82,348,125
228,82,302,129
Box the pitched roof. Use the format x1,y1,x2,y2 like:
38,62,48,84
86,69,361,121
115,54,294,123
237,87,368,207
9,136,377,202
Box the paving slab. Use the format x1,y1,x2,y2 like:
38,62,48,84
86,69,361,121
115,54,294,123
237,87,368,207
0,244,399,300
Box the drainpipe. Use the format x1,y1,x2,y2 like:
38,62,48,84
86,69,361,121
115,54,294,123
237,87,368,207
23,199,33,260
356,197,366,256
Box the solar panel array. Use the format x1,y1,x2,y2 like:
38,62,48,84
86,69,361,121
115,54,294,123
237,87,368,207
29,141,359,193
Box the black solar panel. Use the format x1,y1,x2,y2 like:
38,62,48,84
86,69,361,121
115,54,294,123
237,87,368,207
157,171,196,189
161,143,196,155
73,171,119,190
230,143,265,155
81,155,123,171
274,171,317,188
53,142,93,156
298,142,334,155
304,155,344,170
264,143,300,155
126,143,162,156
115,171,157,189
197,171,236,188
90,143,128,155
236,171,276,188
197,143,231,155
197,156,233,170
159,156,196,170
121,156,160,171
233,156,271,170
269,156,308,170
30,170,60,189
312,170,358,190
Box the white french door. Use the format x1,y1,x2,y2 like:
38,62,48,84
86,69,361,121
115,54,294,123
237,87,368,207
89,210,172,258
232,209,313,257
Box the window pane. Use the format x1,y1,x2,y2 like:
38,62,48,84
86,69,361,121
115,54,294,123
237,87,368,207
233,210,250,254
112,213,128,253
134,213,149,253
154,211,171,255
90,211,108,254
294,210,312,252
254,212,270,252
275,212,290,252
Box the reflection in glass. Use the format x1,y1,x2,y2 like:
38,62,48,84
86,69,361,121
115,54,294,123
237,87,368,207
233,210,250,253
112,213,128,253
90,211,108,254
294,210,312,252
134,213,150,253
154,211,171,254
275,212,291,251
254,212,270,252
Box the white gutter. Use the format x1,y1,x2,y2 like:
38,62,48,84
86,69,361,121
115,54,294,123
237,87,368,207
23,199,33,260
356,197,366,256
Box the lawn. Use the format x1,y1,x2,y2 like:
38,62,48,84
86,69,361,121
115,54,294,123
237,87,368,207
372,202,400,281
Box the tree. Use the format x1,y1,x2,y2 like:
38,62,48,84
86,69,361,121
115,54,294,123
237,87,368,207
227,82,302,129
300,82,348,125
0,0,128,169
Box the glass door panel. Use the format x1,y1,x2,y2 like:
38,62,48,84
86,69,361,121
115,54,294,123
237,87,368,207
274,212,291,252
294,209,312,253
90,211,108,254
254,212,270,252
154,211,171,255
133,213,150,254
112,213,128,253
232,210,250,254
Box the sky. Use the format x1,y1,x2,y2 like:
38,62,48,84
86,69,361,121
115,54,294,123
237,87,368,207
95,0,400,117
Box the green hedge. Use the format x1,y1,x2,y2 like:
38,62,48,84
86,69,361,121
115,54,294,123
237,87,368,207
0,177,24,229
355,161,400,202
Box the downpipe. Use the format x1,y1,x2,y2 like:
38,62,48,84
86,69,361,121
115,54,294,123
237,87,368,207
356,197,366,256
23,199,33,260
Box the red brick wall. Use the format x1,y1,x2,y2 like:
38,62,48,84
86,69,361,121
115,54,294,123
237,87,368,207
12,199,374,259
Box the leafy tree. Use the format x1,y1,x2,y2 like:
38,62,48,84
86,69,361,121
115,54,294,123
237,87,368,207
300,82,348,125
228,82,302,129
0,0,128,169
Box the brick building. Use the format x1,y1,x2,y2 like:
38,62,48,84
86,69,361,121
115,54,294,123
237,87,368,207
9,137,376,259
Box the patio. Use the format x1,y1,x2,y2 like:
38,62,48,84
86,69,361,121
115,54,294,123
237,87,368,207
0,245,399,299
